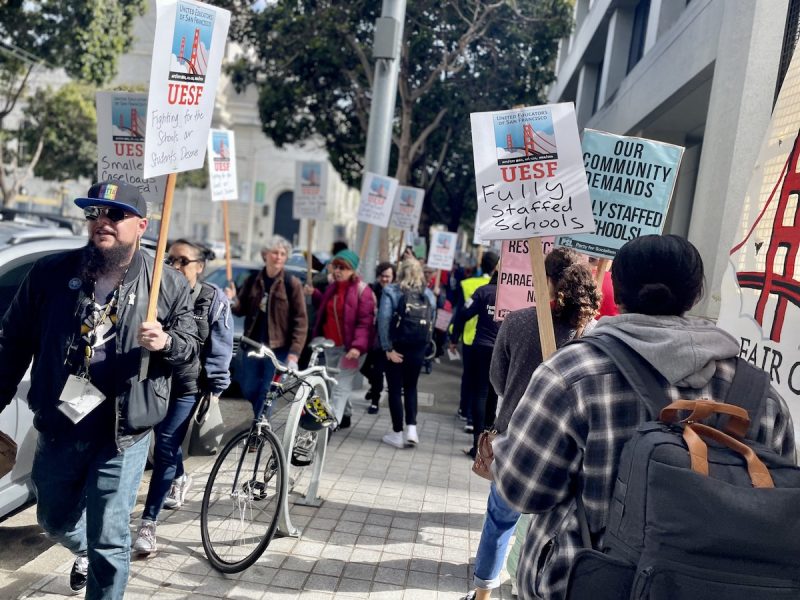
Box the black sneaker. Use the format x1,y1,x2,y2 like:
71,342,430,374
367,404,379,415
339,415,351,429
70,555,89,592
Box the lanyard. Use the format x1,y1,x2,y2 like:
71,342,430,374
79,270,128,375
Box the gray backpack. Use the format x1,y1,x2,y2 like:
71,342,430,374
566,335,800,600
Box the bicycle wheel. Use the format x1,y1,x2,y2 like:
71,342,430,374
200,427,286,573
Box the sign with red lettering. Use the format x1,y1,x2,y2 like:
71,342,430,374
293,161,328,220
357,172,399,227
495,238,554,321
207,128,238,201
389,186,424,232
144,0,231,179
96,91,167,235
427,231,458,271
556,130,683,259
470,103,595,241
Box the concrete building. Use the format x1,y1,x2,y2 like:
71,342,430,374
548,0,797,318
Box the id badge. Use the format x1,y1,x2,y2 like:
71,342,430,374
58,374,106,424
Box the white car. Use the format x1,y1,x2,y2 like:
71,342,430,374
0,229,86,519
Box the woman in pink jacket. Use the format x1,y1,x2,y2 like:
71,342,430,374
311,249,376,428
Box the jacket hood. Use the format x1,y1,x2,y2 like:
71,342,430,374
591,314,740,388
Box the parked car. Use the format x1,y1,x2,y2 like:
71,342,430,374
0,229,87,519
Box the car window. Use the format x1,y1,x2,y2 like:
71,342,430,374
204,266,258,290
0,251,60,315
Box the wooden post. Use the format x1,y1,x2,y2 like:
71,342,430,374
306,219,314,282
358,223,373,274
222,200,233,283
434,269,441,295
146,172,177,321
594,258,611,288
529,238,557,359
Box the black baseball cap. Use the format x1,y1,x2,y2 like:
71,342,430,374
74,180,147,218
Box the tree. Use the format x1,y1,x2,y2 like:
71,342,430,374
0,1,147,205
219,0,572,236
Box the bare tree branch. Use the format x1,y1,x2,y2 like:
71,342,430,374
409,107,448,163
345,33,374,90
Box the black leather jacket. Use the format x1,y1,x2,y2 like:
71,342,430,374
0,248,199,447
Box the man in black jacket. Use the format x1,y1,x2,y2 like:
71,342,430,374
0,181,199,599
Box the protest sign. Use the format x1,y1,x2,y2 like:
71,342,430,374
143,0,231,179
717,51,800,441
357,172,399,227
293,161,328,220
470,103,595,241
557,130,683,258
207,128,238,201
427,231,458,271
96,91,167,236
495,238,554,320
390,186,424,232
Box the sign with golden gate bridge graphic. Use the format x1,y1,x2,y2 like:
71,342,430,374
717,50,800,441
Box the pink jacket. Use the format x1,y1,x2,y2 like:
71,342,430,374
313,278,376,354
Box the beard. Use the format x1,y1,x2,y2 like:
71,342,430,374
82,240,136,280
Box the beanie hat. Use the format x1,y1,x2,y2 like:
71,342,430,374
332,249,360,271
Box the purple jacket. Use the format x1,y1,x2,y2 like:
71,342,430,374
313,277,376,354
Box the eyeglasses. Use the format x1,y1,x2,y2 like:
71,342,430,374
83,206,135,223
331,263,351,271
165,255,202,267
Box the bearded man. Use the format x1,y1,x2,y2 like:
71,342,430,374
0,181,199,599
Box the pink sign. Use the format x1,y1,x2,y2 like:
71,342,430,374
495,238,554,321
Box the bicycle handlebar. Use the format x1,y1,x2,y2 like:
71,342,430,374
240,336,338,386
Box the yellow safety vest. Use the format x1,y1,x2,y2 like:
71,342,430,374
458,274,490,346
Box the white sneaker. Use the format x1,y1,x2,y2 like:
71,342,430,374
382,431,405,449
163,473,192,509
404,425,418,446
132,520,157,555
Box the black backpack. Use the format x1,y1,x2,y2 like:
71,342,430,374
566,335,800,600
391,288,434,346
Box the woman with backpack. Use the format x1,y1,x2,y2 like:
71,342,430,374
133,239,234,556
460,249,599,600
311,249,376,429
377,258,437,448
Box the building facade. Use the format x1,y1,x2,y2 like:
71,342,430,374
548,0,795,318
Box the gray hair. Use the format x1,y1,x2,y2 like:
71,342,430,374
261,235,292,256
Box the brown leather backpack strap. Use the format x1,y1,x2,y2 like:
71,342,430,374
660,399,751,437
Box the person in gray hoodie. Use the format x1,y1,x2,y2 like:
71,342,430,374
492,234,796,600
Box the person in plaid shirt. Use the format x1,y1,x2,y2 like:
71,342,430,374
492,235,796,600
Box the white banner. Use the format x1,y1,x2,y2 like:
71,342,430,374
293,161,328,220
470,102,595,241
427,231,458,271
357,172,399,228
143,0,231,179
207,128,238,201
389,186,424,232
96,91,168,217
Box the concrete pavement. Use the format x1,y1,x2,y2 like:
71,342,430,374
1,358,518,599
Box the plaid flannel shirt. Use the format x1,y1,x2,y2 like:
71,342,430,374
492,342,795,600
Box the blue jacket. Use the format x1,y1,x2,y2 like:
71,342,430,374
202,284,233,396
377,284,437,352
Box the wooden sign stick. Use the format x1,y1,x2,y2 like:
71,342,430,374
222,200,233,283
306,219,315,283
529,238,557,360
594,257,611,288
434,269,442,295
146,172,177,321
358,223,373,274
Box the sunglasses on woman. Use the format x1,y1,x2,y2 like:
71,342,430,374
83,206,135,223
165,256,202,267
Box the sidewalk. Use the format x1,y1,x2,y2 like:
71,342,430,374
9,362,518,599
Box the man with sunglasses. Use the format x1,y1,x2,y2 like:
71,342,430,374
0,180,199,599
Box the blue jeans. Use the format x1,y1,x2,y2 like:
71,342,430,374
239,346,289,419
31,432,150,600
142,393,198,522
474,481,522,590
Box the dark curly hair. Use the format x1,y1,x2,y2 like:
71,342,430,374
545,247,582,282
552,264,601,329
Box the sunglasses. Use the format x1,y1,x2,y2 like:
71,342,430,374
83,206,135,223
331,263,352,271
165,255,203,268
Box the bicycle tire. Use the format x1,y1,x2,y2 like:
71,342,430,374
200,427,286,573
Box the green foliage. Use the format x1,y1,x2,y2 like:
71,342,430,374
20,83,97,181
176,164,209,189
216,0,572,230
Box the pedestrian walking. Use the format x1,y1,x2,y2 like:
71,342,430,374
493,235,796,600
310,249,376,428
361,261,395,414
377,258,437,448
133,239,233,556
226,235,307,420
461,249,599,600
0,181,199,599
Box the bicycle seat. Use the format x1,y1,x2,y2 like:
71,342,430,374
310,337,335,350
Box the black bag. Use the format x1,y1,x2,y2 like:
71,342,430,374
391,289,434,346
566,335,800,600
188,393,225,456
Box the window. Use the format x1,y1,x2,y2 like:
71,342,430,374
776,0,800,102
627,0,651,74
